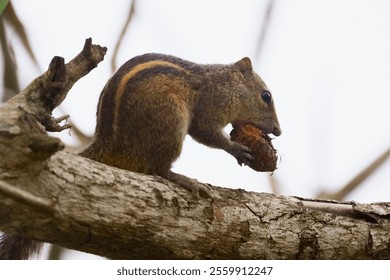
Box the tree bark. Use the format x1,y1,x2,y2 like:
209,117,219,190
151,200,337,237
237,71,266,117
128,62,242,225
0,39,389,259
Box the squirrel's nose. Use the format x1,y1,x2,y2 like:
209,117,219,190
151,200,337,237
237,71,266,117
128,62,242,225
272,126,282,137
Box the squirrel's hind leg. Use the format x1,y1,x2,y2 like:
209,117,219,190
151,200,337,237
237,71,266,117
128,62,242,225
161,170,214,199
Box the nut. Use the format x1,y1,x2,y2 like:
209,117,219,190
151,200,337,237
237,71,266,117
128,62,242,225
230,124,278,172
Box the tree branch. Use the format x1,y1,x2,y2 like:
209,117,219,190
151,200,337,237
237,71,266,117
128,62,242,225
0,39,389,259
6,37,107,132
0,180,57,214
317,147,390,200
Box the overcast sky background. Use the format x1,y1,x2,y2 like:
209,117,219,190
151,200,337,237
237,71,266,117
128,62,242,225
2,0,390,259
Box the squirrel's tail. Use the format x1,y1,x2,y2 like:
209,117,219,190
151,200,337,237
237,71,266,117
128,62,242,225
0,233,43,259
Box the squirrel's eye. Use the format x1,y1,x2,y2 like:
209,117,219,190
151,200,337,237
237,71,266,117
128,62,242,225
261,91,272,104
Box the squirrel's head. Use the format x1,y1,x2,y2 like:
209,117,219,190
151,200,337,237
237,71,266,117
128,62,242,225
232,57,282,137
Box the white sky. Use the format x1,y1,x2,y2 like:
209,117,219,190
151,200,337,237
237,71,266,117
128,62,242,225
2,0,390,258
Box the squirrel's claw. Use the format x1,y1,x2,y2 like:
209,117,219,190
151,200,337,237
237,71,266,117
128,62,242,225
229,142,253,166
163,171,214,200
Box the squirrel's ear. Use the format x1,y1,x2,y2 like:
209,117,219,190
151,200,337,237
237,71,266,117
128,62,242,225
234,57,253,73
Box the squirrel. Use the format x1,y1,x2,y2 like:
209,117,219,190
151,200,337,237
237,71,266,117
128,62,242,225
80,53,281,196
0,53,281,259
0,235,42,260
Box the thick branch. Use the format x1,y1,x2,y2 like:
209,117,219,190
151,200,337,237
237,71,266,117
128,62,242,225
0,152,389,259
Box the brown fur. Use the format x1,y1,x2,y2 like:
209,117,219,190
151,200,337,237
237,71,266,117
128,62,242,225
0,234,43,260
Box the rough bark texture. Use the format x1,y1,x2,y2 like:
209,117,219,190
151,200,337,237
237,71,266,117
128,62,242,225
0,39,390,259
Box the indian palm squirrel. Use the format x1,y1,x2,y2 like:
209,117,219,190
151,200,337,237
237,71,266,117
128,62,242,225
81,53,281,194
0,53,281,259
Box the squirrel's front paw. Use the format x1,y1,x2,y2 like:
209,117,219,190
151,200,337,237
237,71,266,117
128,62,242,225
229,141,253,166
